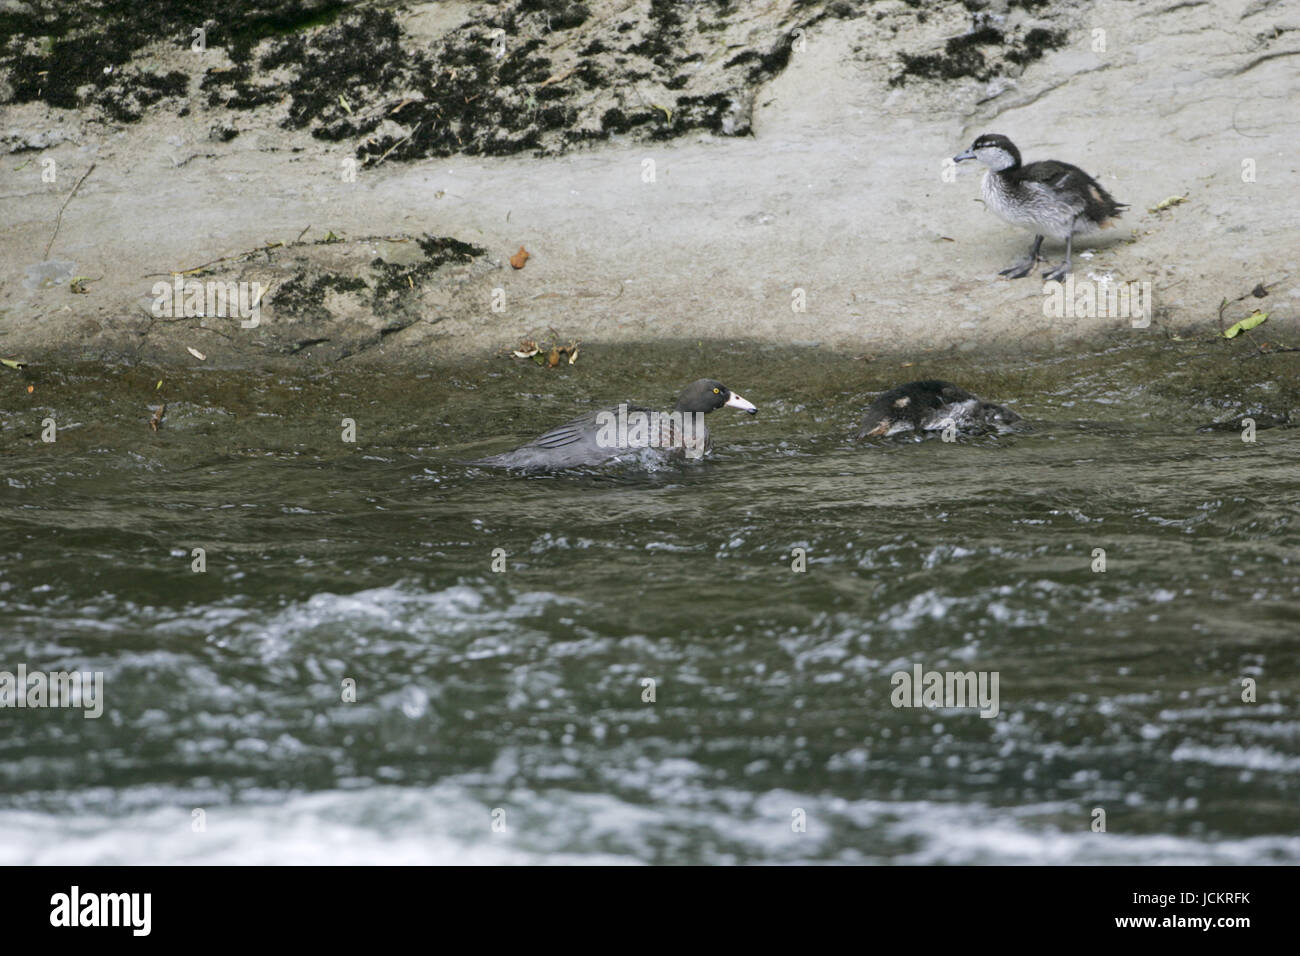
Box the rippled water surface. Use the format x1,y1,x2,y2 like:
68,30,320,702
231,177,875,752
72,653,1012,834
2,341,1298,864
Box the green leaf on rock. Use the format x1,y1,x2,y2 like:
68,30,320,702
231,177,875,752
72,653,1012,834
1223,310,1268,339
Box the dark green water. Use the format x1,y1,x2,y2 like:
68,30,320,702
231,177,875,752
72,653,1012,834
2,340,1298,864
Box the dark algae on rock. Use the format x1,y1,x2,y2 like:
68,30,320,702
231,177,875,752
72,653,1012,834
3,1,1041,162
151,232,491,362
890,7,1067,85
0,1,347,110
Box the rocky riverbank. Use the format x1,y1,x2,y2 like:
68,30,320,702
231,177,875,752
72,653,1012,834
1,0,1297,369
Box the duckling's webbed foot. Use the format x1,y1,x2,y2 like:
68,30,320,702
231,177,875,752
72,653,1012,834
998,234,1043,280
998,257,1037,279
1042,261,1072,282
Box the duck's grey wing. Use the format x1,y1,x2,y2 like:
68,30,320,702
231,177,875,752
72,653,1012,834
1019,159,1090,187
1020,160,1125,221
467,404,656,470
464,409,602,468
528,402,656,448
528,409,604,449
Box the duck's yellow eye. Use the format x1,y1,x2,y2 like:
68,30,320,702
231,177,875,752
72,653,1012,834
713,387,720,394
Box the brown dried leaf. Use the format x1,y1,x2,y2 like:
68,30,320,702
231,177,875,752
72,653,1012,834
538,67,576,89
509,246,530,270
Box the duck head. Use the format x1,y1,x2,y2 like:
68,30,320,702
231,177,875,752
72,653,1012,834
954,133,1021,172
675,380,757,415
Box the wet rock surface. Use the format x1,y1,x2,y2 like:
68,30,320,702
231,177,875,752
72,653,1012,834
137,233,492,363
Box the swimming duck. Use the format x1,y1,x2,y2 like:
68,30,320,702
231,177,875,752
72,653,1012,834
467,379,757,471
953,133,1127,281
854,380,1020,439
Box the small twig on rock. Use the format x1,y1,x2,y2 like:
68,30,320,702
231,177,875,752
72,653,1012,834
368,122,424,169
43,162,96,260
538,67,576,88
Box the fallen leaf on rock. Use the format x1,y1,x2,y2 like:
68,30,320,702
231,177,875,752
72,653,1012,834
27,385,34,393
1,358,27,370
187,347,206,360
1148,194,1188,213
510,337,578,367
1223,310,1268,339
150,403,166,431
510,247,531,269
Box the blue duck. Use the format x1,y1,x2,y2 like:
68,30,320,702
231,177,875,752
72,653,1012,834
468,379,757,471
855,380,1020,439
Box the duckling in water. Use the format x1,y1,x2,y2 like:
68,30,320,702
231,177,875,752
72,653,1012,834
855,380,1021,440
467,379,757,471
953,133,1127,281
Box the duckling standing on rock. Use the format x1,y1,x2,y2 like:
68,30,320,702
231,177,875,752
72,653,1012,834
854,380,1021,440
953,133,1127,281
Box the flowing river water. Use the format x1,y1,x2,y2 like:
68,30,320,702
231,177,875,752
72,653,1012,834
1,338,1297,864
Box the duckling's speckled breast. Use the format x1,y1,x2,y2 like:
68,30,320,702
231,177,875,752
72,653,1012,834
982,171,1096,239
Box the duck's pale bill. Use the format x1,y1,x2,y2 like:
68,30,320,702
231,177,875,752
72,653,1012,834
725,392,757,414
